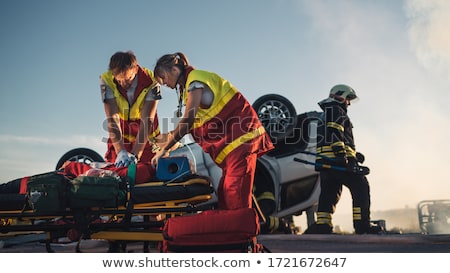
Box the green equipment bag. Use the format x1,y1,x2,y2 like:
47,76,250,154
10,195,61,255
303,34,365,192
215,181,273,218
26,172,70,213
67,175,127,209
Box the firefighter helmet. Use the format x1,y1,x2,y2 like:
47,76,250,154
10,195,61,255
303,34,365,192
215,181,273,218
319,84,358,105
329,84,357,103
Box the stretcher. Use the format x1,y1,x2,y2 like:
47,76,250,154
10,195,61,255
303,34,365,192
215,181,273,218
0,175,214,253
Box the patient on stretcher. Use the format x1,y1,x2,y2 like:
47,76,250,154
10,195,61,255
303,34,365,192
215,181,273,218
0,161,157,194
1,154,198,195
0,132,187,194
0,158,214,251
0,156,213,213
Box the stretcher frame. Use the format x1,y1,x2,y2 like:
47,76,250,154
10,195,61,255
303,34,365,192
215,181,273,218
0,176,214,253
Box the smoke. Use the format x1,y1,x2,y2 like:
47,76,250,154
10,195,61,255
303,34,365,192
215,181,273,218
405,0,450,79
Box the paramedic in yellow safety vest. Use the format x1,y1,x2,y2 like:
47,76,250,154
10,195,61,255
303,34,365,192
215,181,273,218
151,52,274,210
304,84,382,235
100,51,161,167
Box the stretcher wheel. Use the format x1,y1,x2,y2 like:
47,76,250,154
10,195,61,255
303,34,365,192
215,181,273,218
108,241,127,253
67,228,80,242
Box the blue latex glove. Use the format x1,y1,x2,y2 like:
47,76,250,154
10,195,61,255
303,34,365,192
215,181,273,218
115,150,136,167
127,153,138,166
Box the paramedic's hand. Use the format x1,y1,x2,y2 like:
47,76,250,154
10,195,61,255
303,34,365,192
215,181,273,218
127,153,138,166
115,150,133,167
151,148,169,167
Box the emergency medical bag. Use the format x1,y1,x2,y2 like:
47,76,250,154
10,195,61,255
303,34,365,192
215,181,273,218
162,207,262,252
67,175,127,209
26,172,70,213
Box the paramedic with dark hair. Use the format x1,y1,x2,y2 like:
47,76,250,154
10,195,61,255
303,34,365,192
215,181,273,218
100,51,161,167
151,52,274,210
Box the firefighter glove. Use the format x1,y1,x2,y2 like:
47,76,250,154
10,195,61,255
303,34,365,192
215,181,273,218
356,152,365,163
334,156,348,167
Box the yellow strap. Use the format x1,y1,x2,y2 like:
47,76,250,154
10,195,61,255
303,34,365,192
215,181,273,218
134,177,211,187
215,126,266,164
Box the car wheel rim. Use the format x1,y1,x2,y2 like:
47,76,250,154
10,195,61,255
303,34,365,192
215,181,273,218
256,99,293,135
67,155,95,165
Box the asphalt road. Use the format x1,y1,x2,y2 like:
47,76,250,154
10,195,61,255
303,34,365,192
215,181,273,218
258,234,450,253
1,233,449,253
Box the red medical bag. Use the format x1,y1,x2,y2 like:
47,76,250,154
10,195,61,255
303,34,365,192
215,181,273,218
161,207,262,252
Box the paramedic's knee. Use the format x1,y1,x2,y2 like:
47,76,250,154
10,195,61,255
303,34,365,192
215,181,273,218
220,173,252,210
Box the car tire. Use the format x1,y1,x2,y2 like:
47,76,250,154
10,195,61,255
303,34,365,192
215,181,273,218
252,94,297,143
55,147,105,170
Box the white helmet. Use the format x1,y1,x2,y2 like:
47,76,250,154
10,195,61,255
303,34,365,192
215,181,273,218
319,84,358,104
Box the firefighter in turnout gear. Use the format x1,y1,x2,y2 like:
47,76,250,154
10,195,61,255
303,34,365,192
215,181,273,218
304,84,382,234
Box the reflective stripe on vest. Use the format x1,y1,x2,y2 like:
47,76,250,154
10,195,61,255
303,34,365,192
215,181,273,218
184,70,237,129
184,69,268,164
215,126,266,165
101,68,156,121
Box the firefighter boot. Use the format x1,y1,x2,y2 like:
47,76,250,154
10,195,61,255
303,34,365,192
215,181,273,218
303,223,333,234
303,212,333,234
353,206,384,234
355,223,384,234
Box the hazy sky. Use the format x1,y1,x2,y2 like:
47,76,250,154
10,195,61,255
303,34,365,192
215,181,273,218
1,0,449,227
